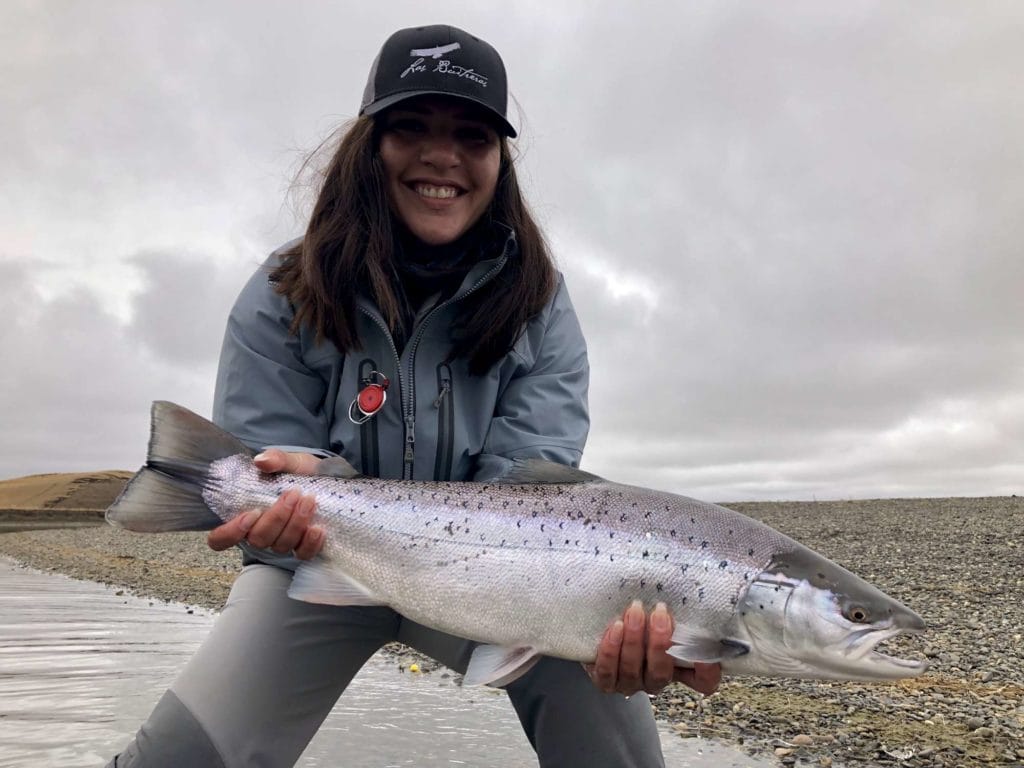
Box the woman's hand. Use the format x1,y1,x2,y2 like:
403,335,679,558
586,601,722,697
206,449,325,560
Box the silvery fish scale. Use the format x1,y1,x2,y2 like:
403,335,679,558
204,455,790,661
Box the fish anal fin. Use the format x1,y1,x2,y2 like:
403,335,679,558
667,629,750,664
288,559,386,607
464,644,540,687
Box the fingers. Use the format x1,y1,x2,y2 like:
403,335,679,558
672,662,722,696
616,600,647,695
207,509,257,551
589,620,624,693
293,524,325,561
643,603,675,694
253,449,322,476
588,602,720,698
207,488,323,558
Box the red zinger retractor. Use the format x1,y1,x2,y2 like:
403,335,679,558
348,371,390,424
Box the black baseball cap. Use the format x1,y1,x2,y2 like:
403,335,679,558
360,25,516,137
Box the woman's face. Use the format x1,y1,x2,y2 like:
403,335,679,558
378,96,502,246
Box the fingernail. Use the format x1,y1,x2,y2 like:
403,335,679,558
627,600,644,630
254,451,269,462
609,620,624,644
238,511,258,533
652,602,670,631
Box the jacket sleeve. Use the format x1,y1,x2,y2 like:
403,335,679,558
473,274,590,480
212,252,332,453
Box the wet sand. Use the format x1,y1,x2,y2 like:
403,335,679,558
1,495,1022,766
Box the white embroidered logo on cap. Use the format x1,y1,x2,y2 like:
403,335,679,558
410,42,461,59
400,41,489,87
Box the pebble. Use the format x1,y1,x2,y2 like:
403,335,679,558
4,495,1024,768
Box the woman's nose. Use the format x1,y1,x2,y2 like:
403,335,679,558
419,133,459,168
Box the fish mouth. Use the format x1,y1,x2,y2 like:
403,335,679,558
841,624,928,677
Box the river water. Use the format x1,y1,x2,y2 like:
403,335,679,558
0,559,771,767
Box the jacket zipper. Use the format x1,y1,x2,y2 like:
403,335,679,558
357,359,381,477
359,247,510,480
400,256,507,479
433,363,454,480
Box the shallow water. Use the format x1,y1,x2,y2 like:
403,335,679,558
0,559,771,767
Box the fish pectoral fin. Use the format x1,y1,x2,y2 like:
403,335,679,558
463,644,541,687
288,559,386,607
666,630,750,664
313,456,362,479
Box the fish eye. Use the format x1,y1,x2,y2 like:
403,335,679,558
844,604,871,623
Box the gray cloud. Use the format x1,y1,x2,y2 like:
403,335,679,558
2,1,1022,500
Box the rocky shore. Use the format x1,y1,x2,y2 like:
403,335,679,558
1,495,1021,767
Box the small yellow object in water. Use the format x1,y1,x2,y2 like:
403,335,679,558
410,663,420,673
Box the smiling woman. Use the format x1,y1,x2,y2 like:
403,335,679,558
105,23,717,768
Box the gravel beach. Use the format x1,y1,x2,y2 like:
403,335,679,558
1,496,1021,767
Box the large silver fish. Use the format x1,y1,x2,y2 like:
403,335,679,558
107,402,927,686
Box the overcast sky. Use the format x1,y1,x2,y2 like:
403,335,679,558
2,1,1021,501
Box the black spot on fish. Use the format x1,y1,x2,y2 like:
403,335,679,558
609,532,614,539
594,546,600,556
619,578,627,589
517,520,522,528
759,604,764,610
730,596,737,606
690,517,696,524
698,588,706,602
701,541,709,549
688,536,694,543
564,539,570,545
540,523,546,532
532,510,538,518
640,579,646,588
619,513,628,522
748,548,754,557
642,550,649,558
670,529,676,537
680,564,689,573
681,597,687,605
719,561,728,569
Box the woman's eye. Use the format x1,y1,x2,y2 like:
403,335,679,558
388,119,425,134
456,127,492,145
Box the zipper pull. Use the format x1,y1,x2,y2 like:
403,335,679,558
432,382,451,408
404,415,416,464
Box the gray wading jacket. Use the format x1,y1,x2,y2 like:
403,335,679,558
212,232,590,568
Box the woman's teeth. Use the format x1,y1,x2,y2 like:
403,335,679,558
414,184,459,199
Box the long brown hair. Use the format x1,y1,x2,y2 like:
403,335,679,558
271,115,557,375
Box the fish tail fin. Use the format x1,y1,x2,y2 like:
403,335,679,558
106,401,254,532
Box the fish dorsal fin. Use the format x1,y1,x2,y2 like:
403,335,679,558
496,458,602,485
314,456,362,479
464,644,541,687
667,628,750,664
288,559,386,607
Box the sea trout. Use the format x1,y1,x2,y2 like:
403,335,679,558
107,401,927,686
